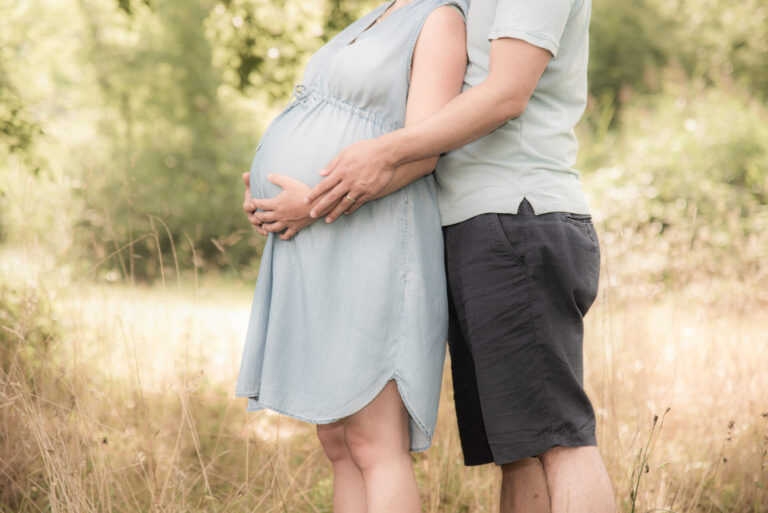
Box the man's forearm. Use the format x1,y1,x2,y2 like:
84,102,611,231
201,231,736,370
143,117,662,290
380,78,524,168
373,157,439,199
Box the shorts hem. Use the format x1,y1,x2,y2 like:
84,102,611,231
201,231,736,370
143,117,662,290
462,430,597,467
493,431,597,466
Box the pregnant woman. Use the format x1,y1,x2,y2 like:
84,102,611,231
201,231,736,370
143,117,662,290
234,1,467,511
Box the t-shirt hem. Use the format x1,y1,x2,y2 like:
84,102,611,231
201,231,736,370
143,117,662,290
487,27,559,57
439,199,591,226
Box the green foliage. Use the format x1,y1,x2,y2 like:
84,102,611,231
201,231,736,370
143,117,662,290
207,0,325,103
70,0,264,279
668,0,768,99
589,0,768,106
583,81,768,286
589,0,674,102
0,7,43,161
0,0,766,286
0,280,58,379
206,0,376,103
0,75,42,158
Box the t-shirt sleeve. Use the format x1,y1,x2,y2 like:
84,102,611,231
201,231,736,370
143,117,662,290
488,0,574,58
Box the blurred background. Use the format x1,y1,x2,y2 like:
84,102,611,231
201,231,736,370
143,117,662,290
1,0,766,512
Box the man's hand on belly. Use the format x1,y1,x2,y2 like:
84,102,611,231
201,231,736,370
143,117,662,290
303,138,397,223
243,173,330,241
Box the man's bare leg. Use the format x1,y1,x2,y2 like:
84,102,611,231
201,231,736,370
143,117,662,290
500,446,614,513
500,457,551,513
539,446,615,513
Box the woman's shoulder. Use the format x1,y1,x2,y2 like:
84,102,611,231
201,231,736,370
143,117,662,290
419,0,468,35
424,0,469,19
409,0,467,70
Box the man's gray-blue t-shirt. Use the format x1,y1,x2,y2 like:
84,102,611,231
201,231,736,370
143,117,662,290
435,0,592,225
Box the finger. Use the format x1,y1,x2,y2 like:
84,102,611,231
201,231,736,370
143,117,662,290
279,228,297,241
254,210,279,223
310,182,348,218
248,213,267,235
248,212,264,228
305,175,342,206
255,219,268,236
343,192,371,216
318,197,346,223
318,153,341,177
264,221,287,233
243,199,258,213
242,173,252,202
268,173,302,189
251,197,278,211
325,192,360,223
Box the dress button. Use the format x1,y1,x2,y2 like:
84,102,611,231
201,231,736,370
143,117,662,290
293,83,308,100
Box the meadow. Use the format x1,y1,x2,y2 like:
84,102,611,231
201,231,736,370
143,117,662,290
1,239,766,512
2,0,768,511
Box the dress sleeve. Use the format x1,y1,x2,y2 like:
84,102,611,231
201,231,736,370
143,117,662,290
441,0,469,19
488,0,574,58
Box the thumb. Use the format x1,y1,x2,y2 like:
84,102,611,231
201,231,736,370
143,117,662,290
242,172,250,188
243,198,258,213
268,173,297,189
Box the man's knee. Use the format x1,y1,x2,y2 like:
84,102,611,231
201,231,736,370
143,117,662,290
539,444,605,476
502,457,543,477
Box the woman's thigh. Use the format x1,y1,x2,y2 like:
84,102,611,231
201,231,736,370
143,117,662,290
342,381,411,463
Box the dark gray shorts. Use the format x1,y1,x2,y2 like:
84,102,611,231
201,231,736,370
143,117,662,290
443,198,600,466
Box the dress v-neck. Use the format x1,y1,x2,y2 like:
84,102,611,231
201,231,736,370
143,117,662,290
346,0,400,46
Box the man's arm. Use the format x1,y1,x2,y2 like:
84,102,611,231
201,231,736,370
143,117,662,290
307,37,552,222
366,4,468,199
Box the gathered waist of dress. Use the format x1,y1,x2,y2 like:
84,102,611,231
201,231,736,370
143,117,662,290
288,83,399,132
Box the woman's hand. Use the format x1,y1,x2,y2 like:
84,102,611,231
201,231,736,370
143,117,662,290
242,173,268,236
244,173,319,240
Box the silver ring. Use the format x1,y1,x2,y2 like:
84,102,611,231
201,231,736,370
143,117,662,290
345,194,357,203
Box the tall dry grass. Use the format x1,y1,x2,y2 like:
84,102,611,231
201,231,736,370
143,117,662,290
1,242,766,513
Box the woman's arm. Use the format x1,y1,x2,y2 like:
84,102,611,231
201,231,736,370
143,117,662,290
245,5,467,238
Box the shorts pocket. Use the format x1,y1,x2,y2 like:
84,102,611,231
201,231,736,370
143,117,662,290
563,213,597,244
487,214,526,266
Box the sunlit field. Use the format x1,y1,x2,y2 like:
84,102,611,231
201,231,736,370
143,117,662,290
3,0,768,511
2,243,766,513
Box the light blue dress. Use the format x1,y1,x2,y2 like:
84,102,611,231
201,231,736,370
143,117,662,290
235,0,467,452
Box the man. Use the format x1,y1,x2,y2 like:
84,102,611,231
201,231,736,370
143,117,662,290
244,0,615,510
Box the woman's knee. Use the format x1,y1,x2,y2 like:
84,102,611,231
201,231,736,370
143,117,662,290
344,422,409,471
316,423,351,464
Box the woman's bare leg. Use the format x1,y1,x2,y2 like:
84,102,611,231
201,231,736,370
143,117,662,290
343,380,420,513
317,421,367,512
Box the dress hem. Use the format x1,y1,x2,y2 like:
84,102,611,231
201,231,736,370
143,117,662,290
235,372,435,453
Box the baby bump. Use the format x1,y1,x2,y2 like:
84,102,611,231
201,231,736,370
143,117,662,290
250,103,386,200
